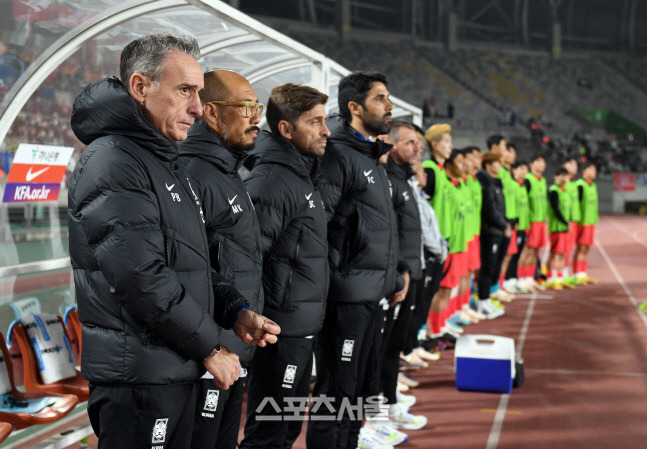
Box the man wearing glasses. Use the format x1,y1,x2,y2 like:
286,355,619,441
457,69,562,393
179,69,271,449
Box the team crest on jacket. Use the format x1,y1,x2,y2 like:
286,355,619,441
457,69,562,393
152,418,168,444
204,389,220,412
282,364,297,388
364,169,375,184
341,339,355,361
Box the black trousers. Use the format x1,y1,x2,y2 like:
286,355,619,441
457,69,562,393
407,258,443,352
241,336,314,449
87,382,196,449
307,301,379,449
478,233,504,299
191,375,246,449
380,282,418,405
506,230,527,279
362,299,389,400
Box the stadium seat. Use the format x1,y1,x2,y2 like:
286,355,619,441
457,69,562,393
0,332,78,429
0,422,12,443
8,314,89,402
63,306,82,364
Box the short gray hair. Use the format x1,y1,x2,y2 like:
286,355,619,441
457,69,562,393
120,33,201,90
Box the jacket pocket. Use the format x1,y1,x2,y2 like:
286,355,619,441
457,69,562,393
282,229,304,309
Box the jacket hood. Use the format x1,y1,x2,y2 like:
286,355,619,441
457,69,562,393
326,114,392,160
71,76,181,162
247,130,321,183
178,119,245,173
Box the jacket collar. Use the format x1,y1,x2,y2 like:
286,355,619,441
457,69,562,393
248,130,321,184
386,156,413,181
178,119,246,173
327,115,392,160
71,76,181,162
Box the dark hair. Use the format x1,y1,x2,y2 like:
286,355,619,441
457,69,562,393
445,148,463,166
338,71,387,122
530,154,546,163
120,33,200,90
462,145,480,154
554,167,569,176
486,134,505,150
388,121,415,143
481,152,500,168
512,160,528,170
266,83,328,136
561,155,577,165
507,142,516,151
582,161,597,170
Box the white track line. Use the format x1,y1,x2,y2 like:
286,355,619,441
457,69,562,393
485,291,538,449
594,237,647,329
609,218,647,249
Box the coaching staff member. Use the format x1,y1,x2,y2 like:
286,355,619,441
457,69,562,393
69,33,279,448
241,83,330,449
179,70,265,449
307,71,400,449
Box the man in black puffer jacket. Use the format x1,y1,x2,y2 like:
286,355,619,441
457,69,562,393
240,83,330,449
307,72,400,449
379,122,427,428
178,70,265,449
476,152,509,318
68,34,279,448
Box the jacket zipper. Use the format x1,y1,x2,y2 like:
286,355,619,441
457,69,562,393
379,162,396,292
283,230,304,309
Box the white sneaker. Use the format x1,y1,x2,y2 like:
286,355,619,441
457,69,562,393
478,299,505,319
362,424,408,446
397,373,419,388
387,404,428,430
396,381,409,392
413,346,440,362
458,310,476,323
357,433,394,449
400,352,428,369
441,325,463,337
490,289,514,302
396,390,417,407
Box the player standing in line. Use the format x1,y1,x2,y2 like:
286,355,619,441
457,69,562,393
516,154,548,291
572,162,599,284
546,168,573,290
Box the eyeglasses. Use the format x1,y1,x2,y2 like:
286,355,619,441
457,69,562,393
207,100,265,118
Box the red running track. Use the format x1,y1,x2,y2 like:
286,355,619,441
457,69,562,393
43,215,647,449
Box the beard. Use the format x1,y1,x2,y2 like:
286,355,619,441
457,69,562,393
221,117,258,153
363,110,391,136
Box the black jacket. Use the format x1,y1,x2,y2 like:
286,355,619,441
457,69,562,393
245,131,328,337
477,168,508,238
386,157,423,281
178,120,264,365
319,116,400,303
69,76,247,385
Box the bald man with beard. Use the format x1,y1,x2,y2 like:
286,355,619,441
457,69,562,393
179,70,277,449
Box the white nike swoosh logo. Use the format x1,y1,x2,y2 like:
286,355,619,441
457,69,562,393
165,183,175,191
25,166,49,182
305,193,313,200
228,195,238,205
364,170,372,176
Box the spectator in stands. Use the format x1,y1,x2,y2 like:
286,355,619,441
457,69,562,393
68,33,279,448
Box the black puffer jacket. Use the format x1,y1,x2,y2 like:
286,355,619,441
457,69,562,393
319,116,399,303
178,120,263,365
69,76,247,385
245,131,328,337
386,156,423,281
477,168,508,237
